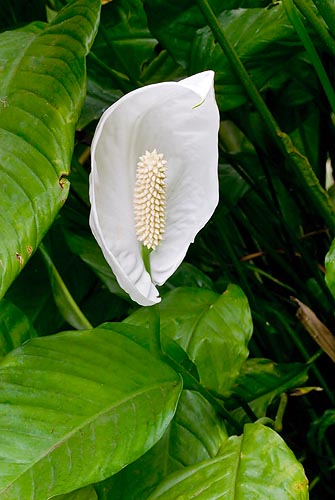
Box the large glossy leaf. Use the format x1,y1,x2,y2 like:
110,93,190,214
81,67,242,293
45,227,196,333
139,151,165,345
0,0,100,300
146,423,309,499
0,327,182,499
0,298,37,358
125,285,253,394
95,390,227,500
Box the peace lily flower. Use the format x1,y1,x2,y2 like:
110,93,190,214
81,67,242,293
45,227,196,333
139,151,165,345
89,71,219,306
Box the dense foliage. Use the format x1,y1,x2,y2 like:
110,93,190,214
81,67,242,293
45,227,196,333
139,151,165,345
0,0,334,498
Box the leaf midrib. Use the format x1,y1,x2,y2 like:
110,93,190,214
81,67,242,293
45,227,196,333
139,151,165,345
1,377,179,495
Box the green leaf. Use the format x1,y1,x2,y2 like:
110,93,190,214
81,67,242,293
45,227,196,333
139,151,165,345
0,327,182,498
146,423,309,499
0,298,37,358
4,249,66,336
0,0,101,300
77,77,122,130
95,390,227,500
145,1,314,111
125,285,253,394
100,322,200,382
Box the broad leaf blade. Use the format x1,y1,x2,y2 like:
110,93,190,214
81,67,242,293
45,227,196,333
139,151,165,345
98,390,228,500
125,285,253,393
0,328,182,499
0,0,101,300
147,423,308,499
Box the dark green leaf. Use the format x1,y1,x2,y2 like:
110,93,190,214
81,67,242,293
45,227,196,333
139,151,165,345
65,232,129,300
77,77,122,130
0,298,37,358
229,358,309,419
91,0,157,84
0,0,46,31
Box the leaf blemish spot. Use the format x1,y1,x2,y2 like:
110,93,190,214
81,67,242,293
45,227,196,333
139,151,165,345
15,252,24,266
27,245,33,256
0,96,8,108
59,175,67,189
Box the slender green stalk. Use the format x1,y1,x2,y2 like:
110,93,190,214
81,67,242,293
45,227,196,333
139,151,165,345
141,246,161,354
231,394,258,423
196,0,335,234
39,243,93,330
142,245,152,275
195,0,280,141
293,0,335,56
274,393,288,432
284,0,335,113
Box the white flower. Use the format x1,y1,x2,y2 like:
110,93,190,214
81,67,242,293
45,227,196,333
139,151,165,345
89,71,219,306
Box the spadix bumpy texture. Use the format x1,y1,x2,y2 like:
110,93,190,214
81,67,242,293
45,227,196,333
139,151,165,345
89,71,220,306
134,150,167,251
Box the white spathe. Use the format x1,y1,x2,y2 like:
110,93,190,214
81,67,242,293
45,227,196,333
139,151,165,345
89,71,220,306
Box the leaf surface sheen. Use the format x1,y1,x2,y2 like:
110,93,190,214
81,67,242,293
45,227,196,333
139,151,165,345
125,285,253,394
98,390,227,500
0,328,182,499
0,0,101,300
147,423,309,499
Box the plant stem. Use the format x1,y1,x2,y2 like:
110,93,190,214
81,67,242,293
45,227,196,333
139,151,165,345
195,0,279,140
274,393,288,432
39,243,93,330
195,0,335,234
148,303,162,355
284,0,335,113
